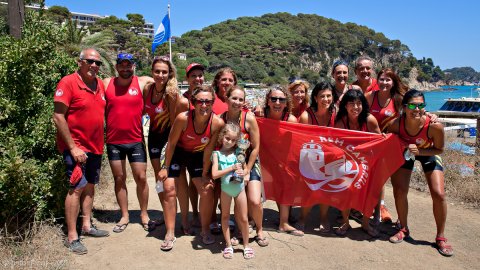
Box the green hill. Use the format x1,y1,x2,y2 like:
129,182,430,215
166,12,442,84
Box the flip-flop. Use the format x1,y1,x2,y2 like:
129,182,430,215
160,237,176,251
335,223,350,236
318,224,332,234
254,235,269,247
142,220,157,232
276,229,304,237
113,223,129,233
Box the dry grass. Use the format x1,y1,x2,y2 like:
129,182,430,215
0,221,69,270
410,133,480,208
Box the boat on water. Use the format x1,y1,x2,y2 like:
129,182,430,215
432,97,480,138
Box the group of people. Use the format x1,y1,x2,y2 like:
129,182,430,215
53,48,453,259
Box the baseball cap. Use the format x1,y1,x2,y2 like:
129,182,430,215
116,53,134,64
185,63,205,76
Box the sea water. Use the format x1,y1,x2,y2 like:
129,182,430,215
424,86,479,111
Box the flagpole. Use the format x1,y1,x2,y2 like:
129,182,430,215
168,4,172,62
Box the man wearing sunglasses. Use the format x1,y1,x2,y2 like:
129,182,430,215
103,53,155,233
53,48,109,255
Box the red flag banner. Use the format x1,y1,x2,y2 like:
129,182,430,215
257,118,405,215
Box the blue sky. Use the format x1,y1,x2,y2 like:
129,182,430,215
45,0,479,71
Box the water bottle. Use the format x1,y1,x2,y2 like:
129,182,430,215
155,181,164,193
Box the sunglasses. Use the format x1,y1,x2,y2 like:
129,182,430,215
269,97,287,103
193,99,213,106
406,103,426,110
154,55,170,61
82,59,103,66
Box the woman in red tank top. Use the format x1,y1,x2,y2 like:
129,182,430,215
365,68,407,132
288,79,310,119
142,56,179,250
262,87,304,236
297,81,337,232
364,68,408,224
220,86,268,246
159,86,225,246
334,89,382,237
386,90,453,256
331,60,361,106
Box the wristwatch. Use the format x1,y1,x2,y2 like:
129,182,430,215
161,164,168,170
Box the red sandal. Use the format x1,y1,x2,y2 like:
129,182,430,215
435,236,454,257
389,227,409,243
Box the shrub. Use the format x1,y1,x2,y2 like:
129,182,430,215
0,12,77,231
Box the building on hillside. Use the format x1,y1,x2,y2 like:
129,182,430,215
1,2,155,39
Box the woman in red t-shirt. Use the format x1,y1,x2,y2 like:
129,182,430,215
334,89,381,237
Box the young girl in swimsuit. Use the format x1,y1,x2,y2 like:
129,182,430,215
212,123,254,260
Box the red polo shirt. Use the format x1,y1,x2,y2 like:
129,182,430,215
54,72,106,155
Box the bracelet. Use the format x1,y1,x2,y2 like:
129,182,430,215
161,164,168,170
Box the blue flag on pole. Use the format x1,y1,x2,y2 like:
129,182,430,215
152,13,170,53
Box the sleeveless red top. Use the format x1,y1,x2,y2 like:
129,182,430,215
399,116,433,149
183,91,194,110
105,76,143,144
177,109,213,152
144,84,171,134
370,91,397,131
221,110,250,140
305,107,335,127
342,117,368,132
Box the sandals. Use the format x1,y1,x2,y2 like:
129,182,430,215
200,232,215,245
243,247,255,260
142,220,162,232
335,223,350,236
318,223,331,234
112,223,129,233
435,236,454,257
254,235,269,247
160,237,176,251
180,225,193,236
276,229,304,237
389,227,409,243
362,225,379,238
223,246,234,259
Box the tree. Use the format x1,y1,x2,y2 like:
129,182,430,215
44,5,70,24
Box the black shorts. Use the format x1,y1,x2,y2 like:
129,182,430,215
107,142,147,163
400,155,444,173
168,148,204,178
63,151,102,189
147,131,169,159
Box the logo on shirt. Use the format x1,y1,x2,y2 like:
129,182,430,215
128,88,139,96
201,137,210,144
55,89,63,97
384,109,394,117
155,107,164,113
416,138,425,145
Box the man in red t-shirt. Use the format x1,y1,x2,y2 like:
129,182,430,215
103,53,154,233
53,48,109,255
353,55,380,94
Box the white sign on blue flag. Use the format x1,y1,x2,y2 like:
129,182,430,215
152,13,171,53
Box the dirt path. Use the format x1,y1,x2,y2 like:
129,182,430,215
70,168,480,270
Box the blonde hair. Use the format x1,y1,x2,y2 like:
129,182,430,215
288,80,310,105
217,123,241,146
150,56,179,99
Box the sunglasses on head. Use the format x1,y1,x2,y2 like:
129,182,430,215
406,103,426,110
82,58,103,66
154,55,170,61
193,99,213,106
270,97,287,103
